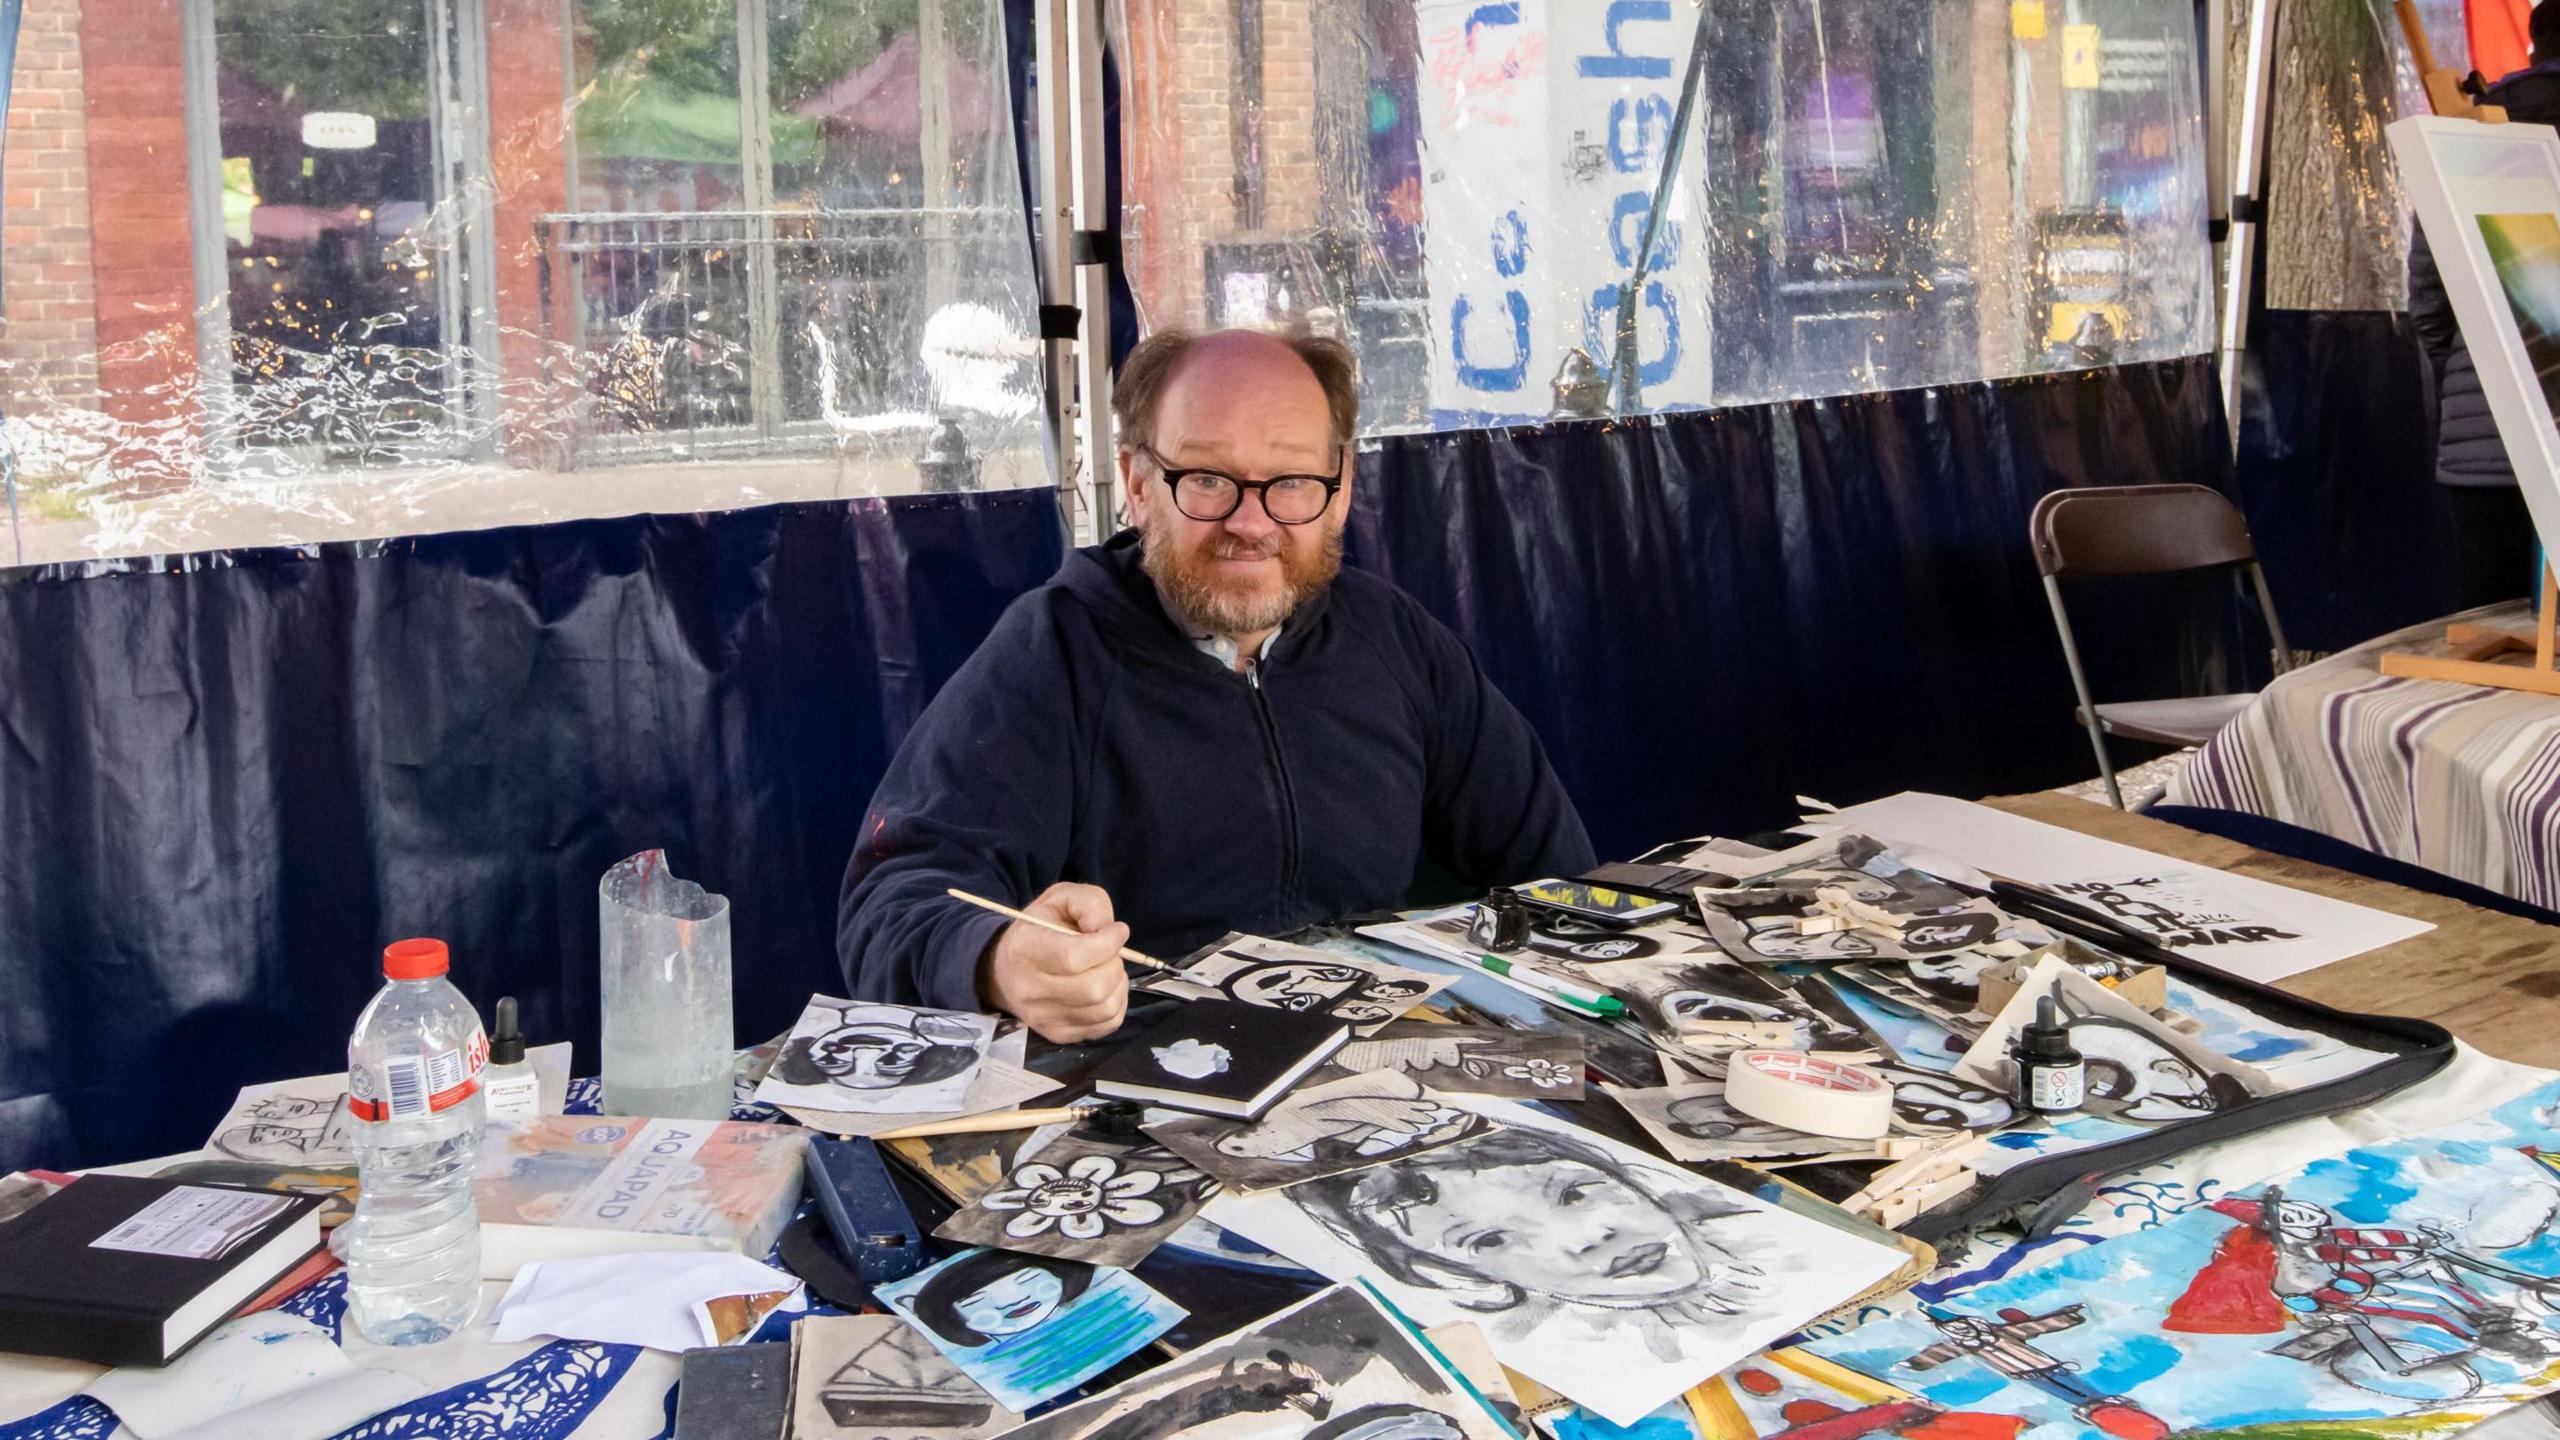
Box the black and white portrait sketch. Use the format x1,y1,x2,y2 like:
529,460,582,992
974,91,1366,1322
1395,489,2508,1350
1202,1096,1907,1427
754,998,997,1113
1955,958,2266,1126
1147,1071,1489,1192
1154,935,1450,1032
993,1285,1512,1440
1611,1083,1842,1162
209,1088,358,1167
1698,897,1893,963
1868,1063,2019,1135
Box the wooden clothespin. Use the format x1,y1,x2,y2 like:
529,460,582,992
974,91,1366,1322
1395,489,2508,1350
1844,1130,1990,1230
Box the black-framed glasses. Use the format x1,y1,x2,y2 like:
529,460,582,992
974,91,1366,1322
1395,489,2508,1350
1137,444,1343,524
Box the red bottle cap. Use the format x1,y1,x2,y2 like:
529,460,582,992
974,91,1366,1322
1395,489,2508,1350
383,937,450,980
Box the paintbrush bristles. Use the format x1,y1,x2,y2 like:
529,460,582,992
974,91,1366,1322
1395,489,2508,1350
944,887,1171,971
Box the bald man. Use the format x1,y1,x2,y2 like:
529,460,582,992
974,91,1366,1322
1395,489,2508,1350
837,329,1594,1040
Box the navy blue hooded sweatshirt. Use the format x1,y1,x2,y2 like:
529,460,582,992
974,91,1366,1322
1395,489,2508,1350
836,529,1596,1011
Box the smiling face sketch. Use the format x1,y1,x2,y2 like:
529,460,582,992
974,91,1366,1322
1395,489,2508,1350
954,1267,1067,1339
1662,1094,1801,1145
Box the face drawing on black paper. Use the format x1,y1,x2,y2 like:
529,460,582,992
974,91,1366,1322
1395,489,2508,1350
1738,921,1879,961
1901,950,1998,1010
1897,912,1999,954
1873,1066,2016,1133
1220,959,1427,1024
1293,1126,1767,1353
775,1004,984,1092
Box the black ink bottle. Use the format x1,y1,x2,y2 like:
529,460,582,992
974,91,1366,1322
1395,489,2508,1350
1469,888,1531,953
2012,996,2085,1114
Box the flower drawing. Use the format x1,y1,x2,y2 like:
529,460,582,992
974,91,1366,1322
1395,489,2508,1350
1505,1057,1577,1089
981,1153,1167,1240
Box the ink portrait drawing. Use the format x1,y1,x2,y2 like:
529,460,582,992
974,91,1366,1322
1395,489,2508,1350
1203,1093,1907,1426
877,1247,1186,1412
754,998,998,1114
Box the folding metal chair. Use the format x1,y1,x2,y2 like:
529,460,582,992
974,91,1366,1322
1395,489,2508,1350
2028,483,2291,809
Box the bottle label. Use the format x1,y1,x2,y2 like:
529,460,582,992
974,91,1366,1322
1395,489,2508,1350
482,1071,542,1122
350,1026,489,1122
2028,1061,2085,1112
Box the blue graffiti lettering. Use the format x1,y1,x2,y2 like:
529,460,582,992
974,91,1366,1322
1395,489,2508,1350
1578,1,1673,80
1584,281,1682,387
1608,95,1675,174
1452,292,1531,393
1463,0,1521,44
1608,191,1679,269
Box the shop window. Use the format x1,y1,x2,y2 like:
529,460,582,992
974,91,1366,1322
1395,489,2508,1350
1117,0,2217,432
0,0,1042,568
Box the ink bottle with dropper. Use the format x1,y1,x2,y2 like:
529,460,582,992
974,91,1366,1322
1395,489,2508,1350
2011,995,2086,1115
482,996,543,1122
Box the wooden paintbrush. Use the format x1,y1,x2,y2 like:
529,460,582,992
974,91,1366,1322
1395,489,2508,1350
944,888,1172,971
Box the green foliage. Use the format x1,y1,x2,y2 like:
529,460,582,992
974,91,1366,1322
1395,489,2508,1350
214,0,434,119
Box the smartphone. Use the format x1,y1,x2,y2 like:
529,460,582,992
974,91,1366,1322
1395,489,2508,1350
1508,878,1682,927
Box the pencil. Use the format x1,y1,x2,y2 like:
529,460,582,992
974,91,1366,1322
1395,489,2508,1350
944,888,1171,971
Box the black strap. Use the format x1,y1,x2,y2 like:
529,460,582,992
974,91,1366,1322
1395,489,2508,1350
1070,229,1121,266
1039,303,1082,340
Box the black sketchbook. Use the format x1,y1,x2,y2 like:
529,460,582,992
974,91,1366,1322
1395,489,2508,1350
0,1175,325,1365
1091,999,1350,1119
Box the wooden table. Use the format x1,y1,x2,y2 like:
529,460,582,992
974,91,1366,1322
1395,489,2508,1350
1988,791,2560,1068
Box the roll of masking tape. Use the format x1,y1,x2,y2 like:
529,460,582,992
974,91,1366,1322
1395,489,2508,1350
1722,1050,1896,1139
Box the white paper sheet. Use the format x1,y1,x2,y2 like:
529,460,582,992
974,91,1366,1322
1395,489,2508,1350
1816,792,2434,982
83,1313,428,1440
489,1252,804,1352
203,1044,572,1167
1201,1093,1905,1427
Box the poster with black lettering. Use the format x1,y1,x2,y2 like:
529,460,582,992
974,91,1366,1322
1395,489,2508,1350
2041,873,2305,950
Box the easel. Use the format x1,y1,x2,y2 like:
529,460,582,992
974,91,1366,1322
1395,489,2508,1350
2373,2,2556,694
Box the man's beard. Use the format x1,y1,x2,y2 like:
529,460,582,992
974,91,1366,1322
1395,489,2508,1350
1141,517,1343,636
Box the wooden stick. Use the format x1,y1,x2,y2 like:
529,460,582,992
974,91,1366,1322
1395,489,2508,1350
869,1104,1100,1141
944,888,1170,971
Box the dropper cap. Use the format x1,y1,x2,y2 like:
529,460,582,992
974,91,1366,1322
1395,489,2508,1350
2018,995,2075,1060
490,995,526,1066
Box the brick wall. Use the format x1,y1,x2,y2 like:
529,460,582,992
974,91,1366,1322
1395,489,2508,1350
79,0,194,469
2,0,99,410
1122,0,1325,328
486,0,573,465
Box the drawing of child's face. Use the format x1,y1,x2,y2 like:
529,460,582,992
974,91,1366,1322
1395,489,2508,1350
953,1266,1066,1339
1371,1154,1702,1302
2078,1022,2224,1120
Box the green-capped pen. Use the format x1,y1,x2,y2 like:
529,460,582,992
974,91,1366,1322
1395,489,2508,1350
1460,951,1626,1018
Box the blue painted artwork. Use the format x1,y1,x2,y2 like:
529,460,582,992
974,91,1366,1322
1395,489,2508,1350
1809,1079,2560,1440
875,1247,1185,1412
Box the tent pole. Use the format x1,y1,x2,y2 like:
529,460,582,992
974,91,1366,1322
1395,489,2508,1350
1068,0,1115,540
1034,0,1081,540
2218,0,2280,456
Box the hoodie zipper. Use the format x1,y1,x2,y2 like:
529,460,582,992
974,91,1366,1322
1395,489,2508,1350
1249,679,1301,907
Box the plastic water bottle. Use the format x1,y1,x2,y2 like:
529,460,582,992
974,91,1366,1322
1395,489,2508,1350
344,937,489,1345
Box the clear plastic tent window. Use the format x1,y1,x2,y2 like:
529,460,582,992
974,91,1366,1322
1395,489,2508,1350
1117,0,2216,432
0,0,1046,567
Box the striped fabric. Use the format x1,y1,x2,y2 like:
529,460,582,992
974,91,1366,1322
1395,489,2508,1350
2166,600,2560,908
